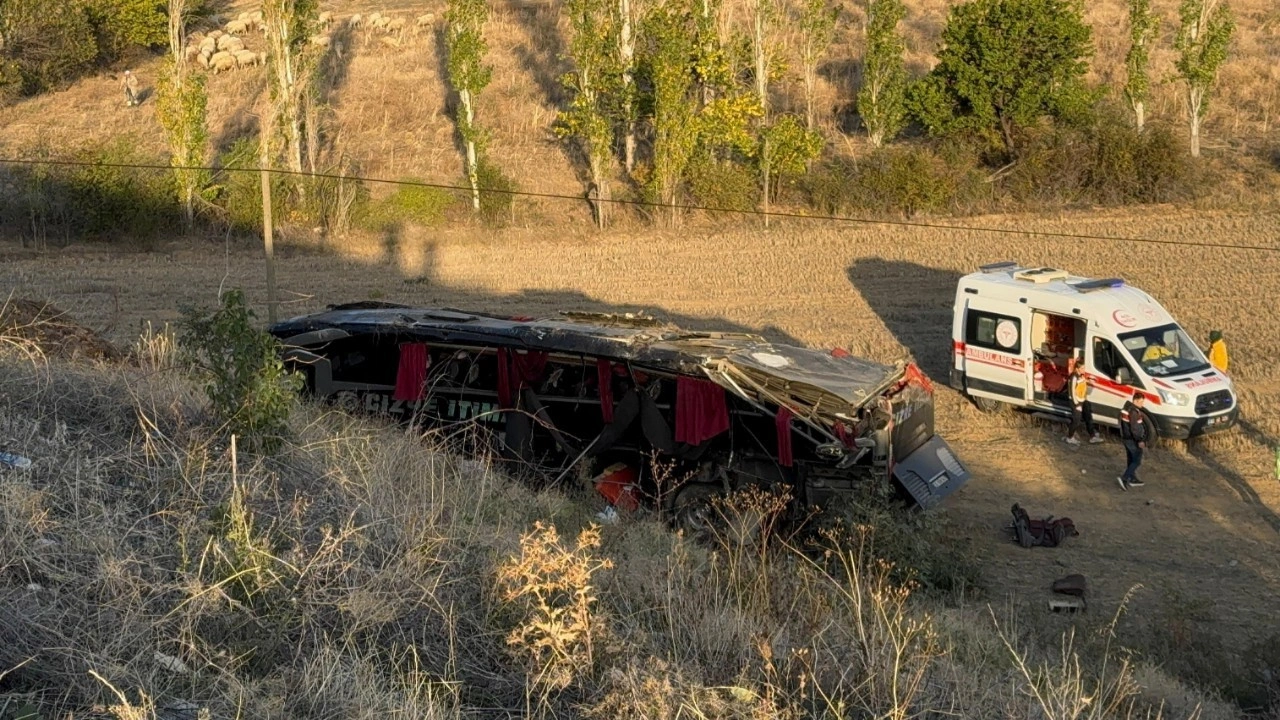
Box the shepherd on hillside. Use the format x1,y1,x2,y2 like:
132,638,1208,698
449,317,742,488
121,70,140,107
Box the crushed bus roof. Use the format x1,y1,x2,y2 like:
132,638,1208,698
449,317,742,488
269,303,907,410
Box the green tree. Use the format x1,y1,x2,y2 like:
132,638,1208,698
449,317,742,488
445,0,492,211
1175,0,1233,157
642,5,700,221
86,0,169,58
558,0,618,228
179,289,301,453
0,0,98,99
155,0,208,231
908,0,1094,154
761,114,822,192
796,0,837,132
858,0,908,147
261,0,320,185
1123,0,1158,133
616,0,638,172
747,0,777,224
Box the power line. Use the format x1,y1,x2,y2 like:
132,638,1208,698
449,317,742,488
1,155,1276,253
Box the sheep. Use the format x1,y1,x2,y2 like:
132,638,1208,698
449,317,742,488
208,29,223,39
378,35,400,49
250,10,263,22
216,34,243,52
233,49,261,68
184,44,202,63
210,51,236,74
309,34,330,47
348,13,363,28
318,11,333,26
370,15,390,31
385,17,406,35
415,13,435,30
237,11,252,23
199,38,217,55
225,19,248,35
197,51,212,69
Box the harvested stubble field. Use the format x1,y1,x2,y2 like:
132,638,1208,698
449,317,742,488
3,208,1280,708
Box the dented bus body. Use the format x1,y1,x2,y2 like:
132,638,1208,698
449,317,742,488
268,302,970,517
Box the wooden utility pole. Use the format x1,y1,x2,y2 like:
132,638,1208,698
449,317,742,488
259,127,279,325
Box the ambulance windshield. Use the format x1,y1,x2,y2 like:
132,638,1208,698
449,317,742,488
1118,324,1209,377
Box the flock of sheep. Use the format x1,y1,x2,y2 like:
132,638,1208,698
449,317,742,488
184,11,268,74
181,7,440,75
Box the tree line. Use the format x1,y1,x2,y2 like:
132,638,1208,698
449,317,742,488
2,0,1240,238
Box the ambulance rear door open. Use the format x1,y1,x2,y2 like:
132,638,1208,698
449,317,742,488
958,300,1030,405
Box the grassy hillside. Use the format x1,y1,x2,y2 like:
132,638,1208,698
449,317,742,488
0,320,1261,719
0,0,1276,233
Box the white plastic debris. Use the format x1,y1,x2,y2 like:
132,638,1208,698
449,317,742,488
0,451,32,470
595,505,619,524
25,583,41,592
154,650,191,674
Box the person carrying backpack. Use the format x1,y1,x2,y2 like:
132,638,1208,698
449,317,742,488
1118,391,1148,490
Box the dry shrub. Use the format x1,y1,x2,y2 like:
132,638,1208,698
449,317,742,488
495,521,613,696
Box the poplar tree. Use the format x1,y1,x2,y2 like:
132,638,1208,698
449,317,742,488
155,0,208,232
558,0,617,227
643,5,699,222
747,0,776,224
445,0,492,210
797,0,837,132
1175,0,1233,157
857,0,907,147
614,0,638,173
1123,0,1158,132
261,0,320,191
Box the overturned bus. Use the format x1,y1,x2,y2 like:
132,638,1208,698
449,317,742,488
268,302,970,522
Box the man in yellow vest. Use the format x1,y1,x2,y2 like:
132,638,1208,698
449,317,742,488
1065,355,1102,446
1208,330,1229,374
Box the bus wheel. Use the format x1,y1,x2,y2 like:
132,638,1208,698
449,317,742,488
671,483,722,538
972,395,1005,414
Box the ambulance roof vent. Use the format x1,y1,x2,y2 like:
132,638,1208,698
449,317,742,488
1012,267,1069,284
1071,277,1126,293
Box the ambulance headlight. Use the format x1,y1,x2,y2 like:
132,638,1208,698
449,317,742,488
1157,388,1190,406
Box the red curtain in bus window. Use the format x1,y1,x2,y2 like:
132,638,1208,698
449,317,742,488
675,377,730,446
775,406,794,467
393,343,430,402
597,359,615,423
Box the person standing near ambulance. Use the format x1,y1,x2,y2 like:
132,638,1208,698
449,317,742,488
1118,392,1148,490
1208,330,1229,374
1064,356,1102,446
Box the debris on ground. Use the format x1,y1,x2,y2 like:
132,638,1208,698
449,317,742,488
0,298,122,362
1008,503,1079,548
1049,573,1088,612
0,450,33,469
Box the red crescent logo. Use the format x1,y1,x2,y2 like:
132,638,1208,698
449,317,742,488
1112,310,1137,328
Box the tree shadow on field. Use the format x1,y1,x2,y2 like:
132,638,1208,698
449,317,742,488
845,258,962,382
509,1,569,110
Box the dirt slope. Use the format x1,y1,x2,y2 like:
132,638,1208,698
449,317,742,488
2,208,1278,657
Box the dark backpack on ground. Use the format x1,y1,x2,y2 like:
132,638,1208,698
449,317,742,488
1010,503,1079,548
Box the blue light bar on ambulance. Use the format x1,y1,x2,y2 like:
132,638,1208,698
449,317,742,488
979,261,1019,273
1072,278,1125,292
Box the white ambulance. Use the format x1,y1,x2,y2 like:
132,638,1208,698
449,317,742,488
949,262,1237,440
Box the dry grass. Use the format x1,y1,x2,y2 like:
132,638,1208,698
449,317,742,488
2,308,1267,718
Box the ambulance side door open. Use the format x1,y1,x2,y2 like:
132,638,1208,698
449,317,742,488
961,305,1030,403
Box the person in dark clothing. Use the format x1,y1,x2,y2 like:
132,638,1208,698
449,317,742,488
1117,391,1148,490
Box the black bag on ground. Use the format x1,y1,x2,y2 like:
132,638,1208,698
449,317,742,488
1010,504,1079,548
